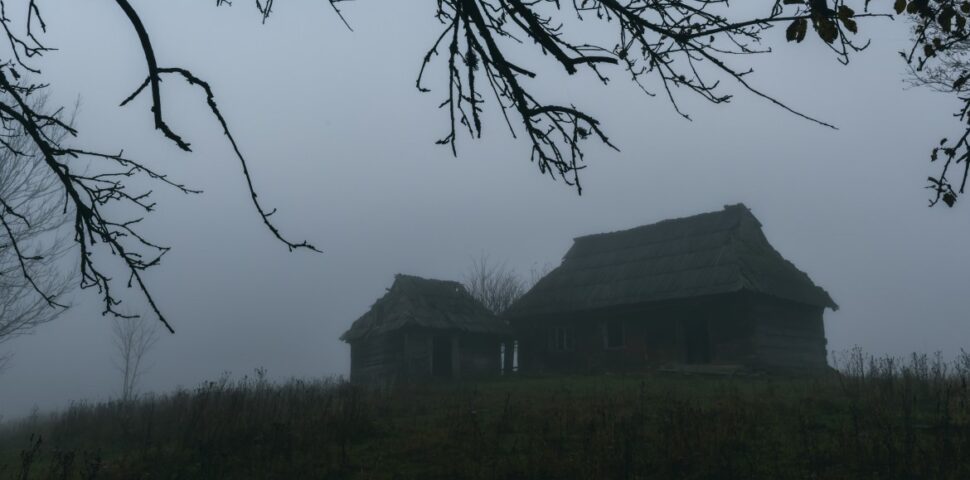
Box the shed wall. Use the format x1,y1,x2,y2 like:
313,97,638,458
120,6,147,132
350,331,503,384
349,334,403,384
747,294,828,370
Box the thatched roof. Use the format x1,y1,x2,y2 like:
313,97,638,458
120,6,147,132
506,204,837,318
341,274,510,342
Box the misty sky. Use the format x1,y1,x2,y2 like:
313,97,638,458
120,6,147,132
1,1,968,419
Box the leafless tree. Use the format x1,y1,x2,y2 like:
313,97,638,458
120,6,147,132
901,0,970,208
111,316,158,402
464,254,527,315
0,92,73,370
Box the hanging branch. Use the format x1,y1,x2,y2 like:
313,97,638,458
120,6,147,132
902,0,970,207
417,0,881,192
0,0,327,332
120,67,319,252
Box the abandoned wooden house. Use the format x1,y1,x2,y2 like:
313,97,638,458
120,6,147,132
505,204,838,373
341,274,511,384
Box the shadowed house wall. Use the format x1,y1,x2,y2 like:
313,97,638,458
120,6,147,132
515,293,827,373
348,330,505,384
343,274,510,384
507,204,836,373
749,295,828,370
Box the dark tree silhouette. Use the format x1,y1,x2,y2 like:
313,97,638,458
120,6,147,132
418,0,883,191
0,0,937,333
902,0,970,207
0,1,325,333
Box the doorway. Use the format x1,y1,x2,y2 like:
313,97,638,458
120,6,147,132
432,335,453,377
684,318,711,364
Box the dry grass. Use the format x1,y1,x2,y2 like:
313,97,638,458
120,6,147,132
2,350,969,479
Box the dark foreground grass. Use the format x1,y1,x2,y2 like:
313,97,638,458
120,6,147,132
2,349,970,479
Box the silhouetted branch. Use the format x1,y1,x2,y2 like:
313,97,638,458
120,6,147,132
114,0,189,151
903,0,970,207
122,67,319,252
0,0,321,332
417,0,876,191
0,71,183,333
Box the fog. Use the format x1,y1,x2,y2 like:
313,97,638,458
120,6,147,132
0,1,967,419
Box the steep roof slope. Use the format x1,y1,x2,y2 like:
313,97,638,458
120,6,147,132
341,274,510,342
506,204,837,318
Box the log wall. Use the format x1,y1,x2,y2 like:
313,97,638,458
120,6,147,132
349,334,402,384
747,294,828,371
350,330,504,383
515,295,776,374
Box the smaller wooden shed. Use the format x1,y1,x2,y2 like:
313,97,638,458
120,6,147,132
341,274,511,384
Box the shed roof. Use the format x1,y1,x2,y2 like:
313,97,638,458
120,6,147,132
506,204,837,318
341,274,510,342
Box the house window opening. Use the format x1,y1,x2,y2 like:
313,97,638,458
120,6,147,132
549,326,575,352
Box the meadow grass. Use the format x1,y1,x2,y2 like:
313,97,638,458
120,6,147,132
2,349,969,479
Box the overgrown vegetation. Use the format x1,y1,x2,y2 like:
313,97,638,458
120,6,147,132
2,350,969,479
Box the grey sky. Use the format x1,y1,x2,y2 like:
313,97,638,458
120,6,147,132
1,1,968,419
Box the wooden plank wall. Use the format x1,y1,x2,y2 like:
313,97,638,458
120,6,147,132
514,295,761,373
350,331,503,382
749,294,828,370
349,334,402,384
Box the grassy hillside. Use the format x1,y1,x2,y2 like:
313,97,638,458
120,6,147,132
2,350,970,479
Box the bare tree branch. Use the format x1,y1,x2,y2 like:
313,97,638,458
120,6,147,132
902,0,970,208
464,253,526,314
0,0,319,332
0,0,945,340
417,0,880,192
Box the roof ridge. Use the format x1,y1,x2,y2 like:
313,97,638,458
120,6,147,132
508,204,838,317
567,226,740,259
557,243,740,275
571,204,747,243
530,262,742,293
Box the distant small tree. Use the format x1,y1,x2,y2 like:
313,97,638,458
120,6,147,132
111,317,158,402
464,254,526,315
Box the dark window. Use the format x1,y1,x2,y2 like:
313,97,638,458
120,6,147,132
548,326,574,352
605,319,624,349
